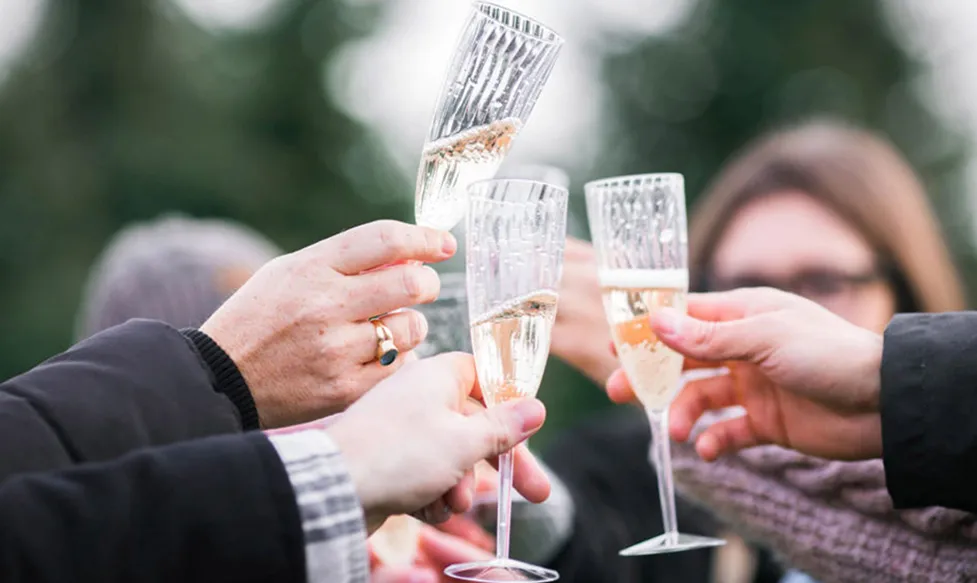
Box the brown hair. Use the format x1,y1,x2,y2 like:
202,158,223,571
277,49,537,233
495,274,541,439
689,119,966,313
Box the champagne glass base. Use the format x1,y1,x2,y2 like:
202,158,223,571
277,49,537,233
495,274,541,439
445,559,559,582
619,533,726,556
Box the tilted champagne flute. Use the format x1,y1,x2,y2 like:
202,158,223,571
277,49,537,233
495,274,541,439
414,2,563,231
444,178,568,582
584,173,726,556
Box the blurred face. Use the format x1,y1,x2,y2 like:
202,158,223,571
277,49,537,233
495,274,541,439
707,191,896,332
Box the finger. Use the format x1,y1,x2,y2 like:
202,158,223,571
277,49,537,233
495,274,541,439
436,515,494,552
462,396,486,417
563,237,596,261
444,470,475,514
411,498,452,525
685,288,797,322
438,352,479,404
313,220,456,275
694,416,765,461
684,291,751,322
347,309,429,365
682,357,727,371
345,264,442,321
605,368,637,404
669,374,738,443
650,308,772,364
419,526,495,568
358,352,476,407
484,443,550,503
371,566,438,583
464,398,546,464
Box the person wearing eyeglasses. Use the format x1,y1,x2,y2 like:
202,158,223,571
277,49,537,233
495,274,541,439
549,120,966,583
415,120,967,583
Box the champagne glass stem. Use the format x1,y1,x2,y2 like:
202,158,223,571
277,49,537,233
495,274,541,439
495,450,515,560
647,408,679,543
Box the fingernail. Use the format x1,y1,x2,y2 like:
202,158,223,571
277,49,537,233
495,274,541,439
442,233,457,256
510,399,546,437
653,308,681,339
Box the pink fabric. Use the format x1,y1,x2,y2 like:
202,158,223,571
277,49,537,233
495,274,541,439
264,414,342,436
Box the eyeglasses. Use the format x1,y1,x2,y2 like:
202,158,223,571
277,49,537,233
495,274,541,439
699,265,892,309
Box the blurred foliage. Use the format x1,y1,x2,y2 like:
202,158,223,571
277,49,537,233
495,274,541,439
0,0,971,443
593,0,974,285
0,0,409,380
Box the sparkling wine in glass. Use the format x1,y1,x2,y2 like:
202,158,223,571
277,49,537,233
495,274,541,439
444,178,567,582
414,2,563,231
585,173,726,556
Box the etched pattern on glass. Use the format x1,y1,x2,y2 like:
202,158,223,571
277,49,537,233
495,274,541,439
415,2,563,230
466,179,567,325
585,174,687,274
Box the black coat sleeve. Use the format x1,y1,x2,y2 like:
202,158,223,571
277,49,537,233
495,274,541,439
0,319,243,481
882,312,977,513
0,432,305,583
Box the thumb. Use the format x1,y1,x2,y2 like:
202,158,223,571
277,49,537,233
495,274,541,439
651,308,770,364
465,399,546,463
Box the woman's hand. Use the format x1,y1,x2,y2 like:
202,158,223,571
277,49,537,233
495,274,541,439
606,288,885,461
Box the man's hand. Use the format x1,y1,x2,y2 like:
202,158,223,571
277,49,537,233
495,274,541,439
201,220,456,428
606,288,885,461
327,353,551,532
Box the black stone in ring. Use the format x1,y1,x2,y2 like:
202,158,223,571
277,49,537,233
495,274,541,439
379,346,398,366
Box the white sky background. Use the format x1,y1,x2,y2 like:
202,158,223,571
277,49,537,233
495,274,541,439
2,0,977,236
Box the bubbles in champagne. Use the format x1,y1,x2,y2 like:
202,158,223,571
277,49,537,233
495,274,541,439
414,118,522,231
470,290,559,407
599,270,688,410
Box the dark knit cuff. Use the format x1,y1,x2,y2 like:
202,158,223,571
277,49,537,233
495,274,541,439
181,328,260,431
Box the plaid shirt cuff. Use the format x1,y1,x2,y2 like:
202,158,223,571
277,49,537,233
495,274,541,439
270,430,369,583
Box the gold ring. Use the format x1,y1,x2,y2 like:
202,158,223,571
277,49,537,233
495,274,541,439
372,319,398,366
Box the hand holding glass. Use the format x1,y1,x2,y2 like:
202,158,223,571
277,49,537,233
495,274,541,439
585,173,726,556
444,178,568,582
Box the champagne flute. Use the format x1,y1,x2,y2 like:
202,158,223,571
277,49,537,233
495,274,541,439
584,173,726,556
414,2,563,231
444,178,568,582
496,164,570,189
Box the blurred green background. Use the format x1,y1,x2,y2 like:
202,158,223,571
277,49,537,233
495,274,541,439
0,0,973,444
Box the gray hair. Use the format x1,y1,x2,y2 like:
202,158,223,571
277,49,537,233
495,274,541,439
76,214,282,340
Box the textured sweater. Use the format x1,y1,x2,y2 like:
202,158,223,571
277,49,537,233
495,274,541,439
671,443,977,583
